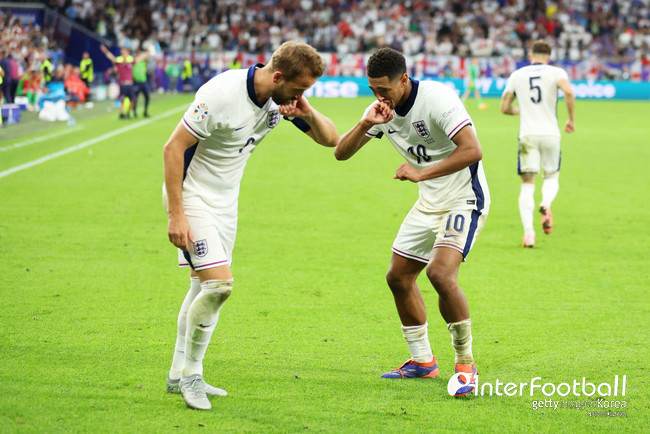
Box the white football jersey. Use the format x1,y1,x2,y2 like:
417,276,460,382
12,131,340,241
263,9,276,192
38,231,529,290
366,79,490,213
503,63,569,138
179,65,283,210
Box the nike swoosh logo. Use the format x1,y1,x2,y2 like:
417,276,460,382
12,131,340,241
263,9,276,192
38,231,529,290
235,126,246,131
444,234,458,238
388,129,398,134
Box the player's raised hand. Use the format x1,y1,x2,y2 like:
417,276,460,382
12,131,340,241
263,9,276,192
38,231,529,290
279,97,312,118
362,101,393,125
168,214,195,251
394,162,422,183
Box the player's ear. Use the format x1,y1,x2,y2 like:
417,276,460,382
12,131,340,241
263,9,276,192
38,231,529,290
272,71,283,84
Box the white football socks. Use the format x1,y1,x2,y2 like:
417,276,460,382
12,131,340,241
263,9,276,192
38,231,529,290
519,183,536,235
182,279,233,378
169,276,202,379
541,172,559,209
448,319,474,365
401,322,434,363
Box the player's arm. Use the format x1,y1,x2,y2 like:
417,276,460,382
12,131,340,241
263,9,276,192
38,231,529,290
557,78,575,133
394,125,482,182
279,97,339,147
163,123,200,251
100,45,116,63
500,91,520,115
135,51,151,63
334,101,393,160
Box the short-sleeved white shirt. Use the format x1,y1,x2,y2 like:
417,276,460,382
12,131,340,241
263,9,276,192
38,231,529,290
503,63,569,138
366,79,490,213
179,65,283,211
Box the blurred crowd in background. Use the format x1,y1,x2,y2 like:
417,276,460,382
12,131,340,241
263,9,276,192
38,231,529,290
1,0,650,109
47,0,650,62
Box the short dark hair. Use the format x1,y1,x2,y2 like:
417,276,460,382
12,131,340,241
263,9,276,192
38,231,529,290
531,40,552,56
367,47,406,80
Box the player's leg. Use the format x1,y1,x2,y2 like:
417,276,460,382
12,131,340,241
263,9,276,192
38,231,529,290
518,137,540,247
427,248,476,388
168,267,201,381
142,82,151,117
382,254,439,378
520,172,536,246
539,137,561,234
428,248,477,390
426,247,467,323
382,207,440,379
132,84,140,117
475,88,487,110
429,209,487,395
125,85,135,119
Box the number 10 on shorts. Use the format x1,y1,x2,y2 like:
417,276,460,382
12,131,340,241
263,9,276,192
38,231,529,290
446,214,465,233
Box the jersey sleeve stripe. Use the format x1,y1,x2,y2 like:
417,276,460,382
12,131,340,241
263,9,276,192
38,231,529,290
365,131,384,139
182,117,208,139
448,119,471,139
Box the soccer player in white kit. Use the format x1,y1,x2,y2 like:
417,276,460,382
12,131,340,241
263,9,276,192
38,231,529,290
335,48,490,396
501,39,576,247
162,42,339,410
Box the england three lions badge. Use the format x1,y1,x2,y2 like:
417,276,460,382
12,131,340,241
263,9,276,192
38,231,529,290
267,110,280,128
412,120,430,138
193,239,208,258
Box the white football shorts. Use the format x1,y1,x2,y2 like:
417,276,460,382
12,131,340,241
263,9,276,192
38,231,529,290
517,135,561,175
392,206,488,263
163,189,236,271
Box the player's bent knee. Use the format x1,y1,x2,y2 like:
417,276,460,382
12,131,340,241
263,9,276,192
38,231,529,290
200,279,234,306
386,269,408,292
425,267,455,293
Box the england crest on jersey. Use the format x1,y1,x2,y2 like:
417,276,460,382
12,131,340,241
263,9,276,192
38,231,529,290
412,120,430,138
193,239,208,258
267,110,280,128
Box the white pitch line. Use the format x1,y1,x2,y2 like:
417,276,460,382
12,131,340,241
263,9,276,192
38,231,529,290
0,125,86,152
0,105,186,179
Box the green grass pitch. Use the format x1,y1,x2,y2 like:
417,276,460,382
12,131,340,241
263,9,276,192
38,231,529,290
0,93,648,432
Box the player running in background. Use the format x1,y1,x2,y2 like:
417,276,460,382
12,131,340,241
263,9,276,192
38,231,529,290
162,41,339,410
460,57,488,111
100,45,149,119
334,48,490,396
500,39,575,248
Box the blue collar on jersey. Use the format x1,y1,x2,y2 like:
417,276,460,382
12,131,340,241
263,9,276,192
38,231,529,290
395,78,419,117
247,63,265,108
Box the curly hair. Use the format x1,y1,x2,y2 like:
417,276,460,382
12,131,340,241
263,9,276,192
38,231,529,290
367,47,406,80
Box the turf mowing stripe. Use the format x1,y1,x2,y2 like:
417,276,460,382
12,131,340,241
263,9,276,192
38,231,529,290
0,126,86,152
0,105,185,179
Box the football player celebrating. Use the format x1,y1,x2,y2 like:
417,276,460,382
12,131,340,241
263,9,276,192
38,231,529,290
335,48,490,396
163,42,339,410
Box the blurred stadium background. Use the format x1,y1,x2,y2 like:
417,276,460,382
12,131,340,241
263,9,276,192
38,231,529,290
1,0,649,123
